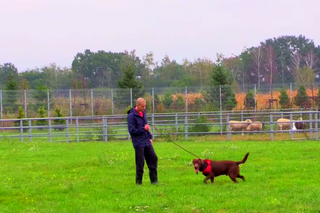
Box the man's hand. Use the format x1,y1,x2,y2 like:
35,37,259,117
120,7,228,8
144,124,150,131
150,139,153,145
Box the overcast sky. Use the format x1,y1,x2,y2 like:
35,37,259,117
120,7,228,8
1,0,319,71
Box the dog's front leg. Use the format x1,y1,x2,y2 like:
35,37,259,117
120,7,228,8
203,176,210,184
207,173,214,184
204,173,214,184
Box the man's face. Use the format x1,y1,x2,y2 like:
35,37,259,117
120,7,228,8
136,102,146,112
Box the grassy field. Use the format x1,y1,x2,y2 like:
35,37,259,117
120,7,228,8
0,138,319,213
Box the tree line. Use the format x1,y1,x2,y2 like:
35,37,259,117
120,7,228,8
1,35,319,92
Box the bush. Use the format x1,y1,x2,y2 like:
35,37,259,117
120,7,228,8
53,107,66,131
316,88,320,107
36,106,48,130
95,126,117,141
14,106,28,132
162,91,173,109
294,86,310,108
188,116,211,135
279,89,290,108
244,90,255,109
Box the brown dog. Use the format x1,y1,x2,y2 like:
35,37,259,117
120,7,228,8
192,153,249,184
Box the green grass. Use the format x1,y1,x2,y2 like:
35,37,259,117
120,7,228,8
0,138,320,213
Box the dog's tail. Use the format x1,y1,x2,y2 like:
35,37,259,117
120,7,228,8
236,152,249,165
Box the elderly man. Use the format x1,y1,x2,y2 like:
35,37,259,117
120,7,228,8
127,98,159,185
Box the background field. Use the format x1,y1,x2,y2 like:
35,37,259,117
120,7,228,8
0,138,319,213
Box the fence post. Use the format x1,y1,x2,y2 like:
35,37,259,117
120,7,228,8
69,89,72,118
290,83,292,106
309,112,312,139
220,86,222,135
315,110,318,140
185,113,188,141
152,113,155,138
29,120,32,142
175,113,178,133
48,118,51,142
91,89,94,116
130,88,133,107
290,113,293,140
76,117,79,142
66,118,69,142
152,88,155,114
1,90,3,125
254,84,257,112
24,90,27,118
47,89,50,118
20,119,23,142
270,114,274,141
102,116,108,142
185,87,188,113
241,110,243,121
111,89,114,115
227,114,230,141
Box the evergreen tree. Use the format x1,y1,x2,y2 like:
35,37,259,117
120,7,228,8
209,58,237,110
279,89,290,108
31,80,53,111
36,106,48,130
316,88,320,107
116,63,145,107
244,90,255,109
294,86,309,108
14,106,28,132
4,73,18,113
162,90,173,109
53,107,66,131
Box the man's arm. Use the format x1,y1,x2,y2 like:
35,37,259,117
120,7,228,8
128,114,145,135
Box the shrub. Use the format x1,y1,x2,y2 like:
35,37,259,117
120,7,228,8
162,91,173,109
294,86,310,108
36,106,48,130
95,126,117,141
279,89,290,108
53,107,66,131
14,106,28,132
244,90,255,109
188,116,211,135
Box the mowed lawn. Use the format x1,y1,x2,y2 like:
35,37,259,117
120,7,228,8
0,138,319,213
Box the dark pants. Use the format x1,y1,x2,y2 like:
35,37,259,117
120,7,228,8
135,145,158,184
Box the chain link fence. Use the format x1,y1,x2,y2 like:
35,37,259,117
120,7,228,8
0,83,319,121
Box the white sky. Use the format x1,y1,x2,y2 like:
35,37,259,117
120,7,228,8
0,0,319,71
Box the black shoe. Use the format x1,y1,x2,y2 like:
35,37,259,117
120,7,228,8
149,170,158,184
136,175,142,185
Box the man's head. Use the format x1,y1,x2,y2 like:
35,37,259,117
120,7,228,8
135,98,146,112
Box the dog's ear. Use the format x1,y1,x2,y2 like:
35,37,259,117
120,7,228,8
193,159,203,165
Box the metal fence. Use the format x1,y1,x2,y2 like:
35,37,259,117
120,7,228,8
0,109,318,142
0,83,319,120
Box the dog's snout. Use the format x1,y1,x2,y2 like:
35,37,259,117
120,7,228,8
194,166,199,174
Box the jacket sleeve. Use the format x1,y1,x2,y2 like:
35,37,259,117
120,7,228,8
128,114,145,135
147,131,153,139
144,113,153,139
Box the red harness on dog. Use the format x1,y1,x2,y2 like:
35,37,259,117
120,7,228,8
202,159,212,175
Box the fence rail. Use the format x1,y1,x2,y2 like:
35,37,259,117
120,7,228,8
0,109,318,142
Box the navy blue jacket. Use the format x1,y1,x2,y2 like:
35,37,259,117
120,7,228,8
127,107,152,148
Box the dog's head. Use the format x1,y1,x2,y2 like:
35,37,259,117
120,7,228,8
192,159,203,174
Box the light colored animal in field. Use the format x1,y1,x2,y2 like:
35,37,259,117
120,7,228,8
246,121,263,132
277,118,302,131
229,119,252,135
